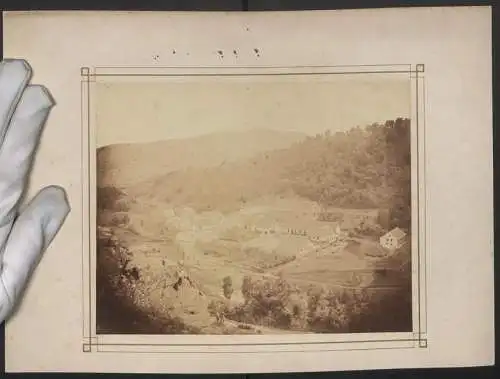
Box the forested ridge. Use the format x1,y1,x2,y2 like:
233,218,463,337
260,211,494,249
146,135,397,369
283,117,411,229
119,117,411,230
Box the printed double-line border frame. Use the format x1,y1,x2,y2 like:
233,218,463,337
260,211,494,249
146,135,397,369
81,63,428,353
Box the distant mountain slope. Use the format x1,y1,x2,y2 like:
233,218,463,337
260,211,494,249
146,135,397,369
97,129,307,187
122,118,411,229
98,118,411,230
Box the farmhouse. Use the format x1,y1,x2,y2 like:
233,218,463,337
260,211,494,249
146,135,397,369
379,227,407,250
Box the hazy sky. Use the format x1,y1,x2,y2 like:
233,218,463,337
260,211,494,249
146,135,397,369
96,73,410,148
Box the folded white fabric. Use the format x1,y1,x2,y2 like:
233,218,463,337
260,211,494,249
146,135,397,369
0,59,70,323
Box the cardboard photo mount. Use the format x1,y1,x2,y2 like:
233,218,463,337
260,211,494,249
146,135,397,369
2,7,494,373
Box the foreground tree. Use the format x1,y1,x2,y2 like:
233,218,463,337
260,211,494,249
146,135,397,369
222,276,233,300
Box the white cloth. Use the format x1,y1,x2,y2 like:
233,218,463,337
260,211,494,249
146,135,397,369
0,59,70,323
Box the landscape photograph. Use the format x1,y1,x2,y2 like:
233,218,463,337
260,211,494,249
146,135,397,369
95,72,413,335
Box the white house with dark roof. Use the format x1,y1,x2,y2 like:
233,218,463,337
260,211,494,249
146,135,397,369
379,227,407,250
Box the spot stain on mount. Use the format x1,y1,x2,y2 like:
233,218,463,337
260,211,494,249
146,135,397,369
217,50,224,58
172,49,176,54
233,50,238,57
254,48,260,57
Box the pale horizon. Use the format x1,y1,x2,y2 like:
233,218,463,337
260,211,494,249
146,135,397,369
96,123,411,149
95,74,411,148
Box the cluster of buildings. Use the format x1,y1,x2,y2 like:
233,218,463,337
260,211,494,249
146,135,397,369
243,222,349,245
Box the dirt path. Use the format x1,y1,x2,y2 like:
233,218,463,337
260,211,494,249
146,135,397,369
223,319,300,335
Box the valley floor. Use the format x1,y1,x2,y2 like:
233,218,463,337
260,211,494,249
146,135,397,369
98,194,411,335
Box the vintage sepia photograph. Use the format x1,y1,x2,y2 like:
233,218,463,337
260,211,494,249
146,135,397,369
95,71,413,336
3,7,494,373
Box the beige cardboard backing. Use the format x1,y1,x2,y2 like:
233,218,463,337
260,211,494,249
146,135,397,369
2,7,494,373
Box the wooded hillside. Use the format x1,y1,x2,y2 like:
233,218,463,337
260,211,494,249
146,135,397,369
100,118,411,230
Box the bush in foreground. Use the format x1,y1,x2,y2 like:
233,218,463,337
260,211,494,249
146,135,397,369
96,227,199,334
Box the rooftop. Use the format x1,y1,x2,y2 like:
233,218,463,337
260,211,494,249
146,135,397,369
386,227,407,239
